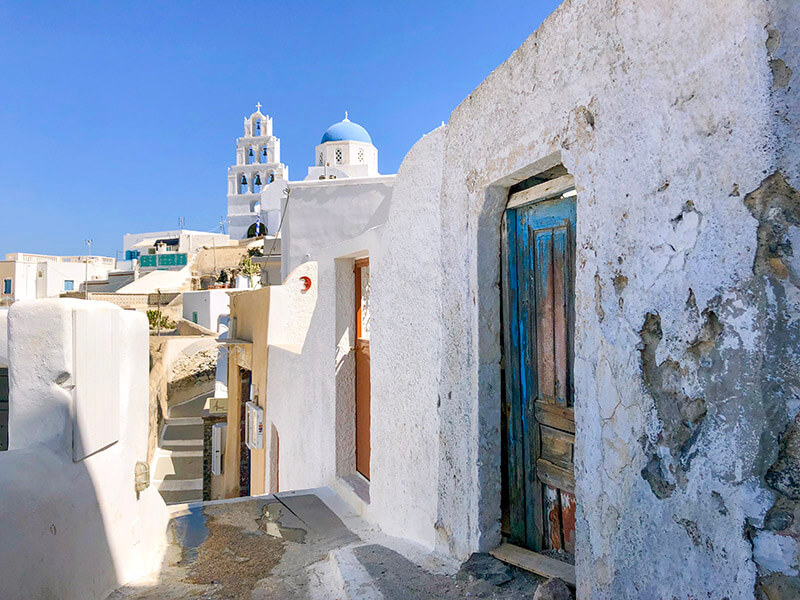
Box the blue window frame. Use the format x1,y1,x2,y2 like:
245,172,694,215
2,279,10,294
64,280,74,291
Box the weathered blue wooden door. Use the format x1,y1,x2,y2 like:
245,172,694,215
503,183,576,556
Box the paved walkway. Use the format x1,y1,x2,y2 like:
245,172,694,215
153,394,208,505
108,487,544,600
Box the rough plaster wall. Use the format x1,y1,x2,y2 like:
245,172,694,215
333,258,356,479
265,261,337,492
411,0,800,597
370,127,446,550
0,300,168,600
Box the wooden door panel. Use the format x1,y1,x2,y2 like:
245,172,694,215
355,339,370,479
354,258,371,481
552,226,569,407
538,424,574,471
535,402,575,433
544,485,563,550
503,216,529,544
536,458,575,494
561,491,577,554
504,184,576,556
534,229,556,403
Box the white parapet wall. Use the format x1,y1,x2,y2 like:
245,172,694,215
0,299,169,600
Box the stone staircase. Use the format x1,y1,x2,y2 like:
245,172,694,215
153,394,208,504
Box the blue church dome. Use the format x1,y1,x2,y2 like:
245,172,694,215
321,113,372,144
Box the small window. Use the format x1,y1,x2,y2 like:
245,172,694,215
357,148,365,163
319,152,324,166
2,279,10,294
192,311,198,324
335,148,343,164
64,280,74,291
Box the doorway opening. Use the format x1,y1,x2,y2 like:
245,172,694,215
499,168,578,577
354,257,371,481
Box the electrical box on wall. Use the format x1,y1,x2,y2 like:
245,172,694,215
211,423,227,475
245,401,264,450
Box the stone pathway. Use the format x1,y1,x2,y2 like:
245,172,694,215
153,394,208,505
108,487,549,600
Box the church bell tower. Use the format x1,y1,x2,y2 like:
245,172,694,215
226,104,289,240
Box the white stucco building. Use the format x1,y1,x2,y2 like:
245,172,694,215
0,253,116,305
305,112,381,180
225,106,385,243
119,229,230,271
226,105,289,240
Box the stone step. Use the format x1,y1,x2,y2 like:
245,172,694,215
159,439,204,451
152,454,204,481
164,417,204,426
154,478,203,491
158,489,203,505
161,423,204,441
168,394,208,418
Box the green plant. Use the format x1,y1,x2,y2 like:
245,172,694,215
238,254,261,287
146,309,175,330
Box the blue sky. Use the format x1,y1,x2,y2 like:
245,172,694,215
0,1,562,259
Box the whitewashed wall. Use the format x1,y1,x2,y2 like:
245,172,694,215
182,289,231,331
368,127,446,550
265,175,393,505
281,176,395,281
0,300,168,600
263,3,797,597
375,0,799,597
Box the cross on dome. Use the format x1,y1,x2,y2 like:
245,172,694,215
256,102,262,111
344,110,349,121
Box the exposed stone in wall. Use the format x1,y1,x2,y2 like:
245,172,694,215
148,339,168,463
756,573,800,600
767,416,800,502
167,346,219,399
743,173,800,281
638,309,719,499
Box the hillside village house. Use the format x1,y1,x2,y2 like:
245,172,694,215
0,252,115,305
216,1,800,598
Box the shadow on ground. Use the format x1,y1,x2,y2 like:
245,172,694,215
108,490,542,600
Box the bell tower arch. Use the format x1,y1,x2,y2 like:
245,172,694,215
226,103,289,240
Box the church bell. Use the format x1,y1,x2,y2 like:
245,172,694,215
240,175,247,185
254,174,262,186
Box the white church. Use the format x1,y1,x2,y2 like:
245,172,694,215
226,105,385,241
